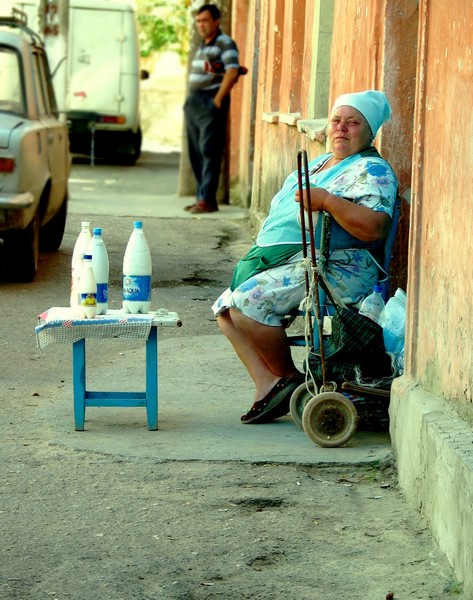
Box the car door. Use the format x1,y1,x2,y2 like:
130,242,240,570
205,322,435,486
32,47,69,220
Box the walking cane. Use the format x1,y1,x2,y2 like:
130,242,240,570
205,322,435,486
296,149,328,390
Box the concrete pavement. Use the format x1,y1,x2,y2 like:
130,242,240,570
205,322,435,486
39,335,391,464
51,149,393,465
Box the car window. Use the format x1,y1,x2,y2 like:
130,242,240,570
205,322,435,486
0,46,25,115
38,50,59,117
32,50,48,115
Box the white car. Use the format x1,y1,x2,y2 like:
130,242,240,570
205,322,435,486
0,13,70,281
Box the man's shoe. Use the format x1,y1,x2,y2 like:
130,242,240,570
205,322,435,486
184,203,197,211
188,201,218,214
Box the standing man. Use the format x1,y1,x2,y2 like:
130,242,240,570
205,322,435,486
183,4,241,214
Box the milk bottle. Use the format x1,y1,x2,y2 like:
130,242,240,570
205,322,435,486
122,221,152,314
70,221,92,307
77,254,97,319
87,227,109,315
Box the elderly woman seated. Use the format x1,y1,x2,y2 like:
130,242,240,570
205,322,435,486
212,90,398,424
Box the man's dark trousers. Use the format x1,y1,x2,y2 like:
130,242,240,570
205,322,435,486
184,90,230,210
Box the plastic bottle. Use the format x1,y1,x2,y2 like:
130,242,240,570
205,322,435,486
77,254,97,319
86,227,109,315
359,283,386,324
70,221,92,308
122,221,152,314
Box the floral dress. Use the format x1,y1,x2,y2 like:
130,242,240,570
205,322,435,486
212,150,398,326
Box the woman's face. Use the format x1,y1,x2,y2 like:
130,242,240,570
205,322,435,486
328,106,372,159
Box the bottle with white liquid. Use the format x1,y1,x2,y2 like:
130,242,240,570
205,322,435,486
87,227,109,315
122,221,152,314
70,221,92,308
77,254,97,319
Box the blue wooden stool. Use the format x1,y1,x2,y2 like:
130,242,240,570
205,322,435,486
36,308,181,431
72,326,160,430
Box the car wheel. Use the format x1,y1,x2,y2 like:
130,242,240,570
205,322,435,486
40,192,68,252
4,210,40,282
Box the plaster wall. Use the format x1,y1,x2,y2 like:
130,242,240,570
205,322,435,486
249,0,329,230
329,0,416,295
250,122,321,231
380,1,417,293
279,0,305,114
390,1,473,594
308,1,333,118
229,0,257,207
330,0,384,94
405,0,473,423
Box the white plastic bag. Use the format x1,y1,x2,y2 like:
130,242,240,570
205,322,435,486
381,288,406,375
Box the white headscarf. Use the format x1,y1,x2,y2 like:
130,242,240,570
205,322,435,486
331,90,392,138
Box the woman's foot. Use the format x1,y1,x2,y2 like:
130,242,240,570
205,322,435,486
253,371,304,404
241,377,301,424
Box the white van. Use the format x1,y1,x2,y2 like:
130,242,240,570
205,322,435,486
13,0,147,164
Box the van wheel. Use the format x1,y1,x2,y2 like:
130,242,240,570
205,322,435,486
4,210,40,282
40,193,68,251
120,128,142,165
131,127,142,162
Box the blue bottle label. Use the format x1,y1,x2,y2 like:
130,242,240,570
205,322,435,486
97,283,108,304
123,275,151,301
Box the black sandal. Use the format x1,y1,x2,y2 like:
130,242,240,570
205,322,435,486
241,378,300,424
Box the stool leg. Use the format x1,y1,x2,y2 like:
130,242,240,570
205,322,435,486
73,338,86,431
145,327,158,430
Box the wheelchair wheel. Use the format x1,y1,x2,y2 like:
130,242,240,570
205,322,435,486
290,381,318,429
302,391,359,448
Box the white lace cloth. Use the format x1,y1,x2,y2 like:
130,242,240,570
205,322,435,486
35,307,181,351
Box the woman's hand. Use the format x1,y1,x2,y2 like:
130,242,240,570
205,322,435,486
294,186,331,212
294,187,390,242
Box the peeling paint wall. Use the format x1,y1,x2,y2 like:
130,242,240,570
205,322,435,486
247,0,331,230
406,0,473,423
230,0,413,293
229,0,255,207
229,0,472,423
330,0,417,295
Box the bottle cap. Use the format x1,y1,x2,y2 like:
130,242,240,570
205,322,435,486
134,221,143,228
374,284,383,293
93,228,102,235
83,254,92,260
81,221,90,227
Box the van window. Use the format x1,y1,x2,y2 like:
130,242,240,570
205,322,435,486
0,46,25,115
